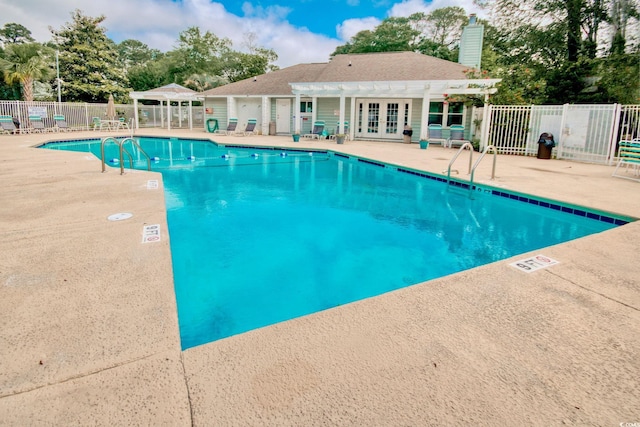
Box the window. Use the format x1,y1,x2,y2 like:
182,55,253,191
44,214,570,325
429,102,464,127
447,102,464,126
300,101,313,113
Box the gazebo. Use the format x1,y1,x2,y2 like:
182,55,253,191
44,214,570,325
129,83,202,130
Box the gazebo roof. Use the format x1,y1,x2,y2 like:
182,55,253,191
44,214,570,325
129,83,202,101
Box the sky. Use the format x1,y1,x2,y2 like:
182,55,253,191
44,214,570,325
0,0,484,67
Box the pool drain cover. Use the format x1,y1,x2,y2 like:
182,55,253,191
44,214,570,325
108,212,133,221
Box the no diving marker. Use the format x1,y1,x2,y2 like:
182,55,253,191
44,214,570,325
147,179,159,190
142,224,161,243
509,254,559,273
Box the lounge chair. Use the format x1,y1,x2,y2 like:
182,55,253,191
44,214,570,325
426,124,447,147
53,115,71,132
612,140,640,182
235,118,257,136
303,120,325,139
28,115,47,133
448,124,471,148
221,118,238,135
0,115,19,134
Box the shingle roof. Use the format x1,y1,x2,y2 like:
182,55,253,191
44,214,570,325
146,83,197,94
201,52,471,97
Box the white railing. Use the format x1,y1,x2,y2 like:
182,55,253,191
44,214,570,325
0,100,204,132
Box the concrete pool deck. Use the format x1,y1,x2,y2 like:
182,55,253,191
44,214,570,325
1,129,638,425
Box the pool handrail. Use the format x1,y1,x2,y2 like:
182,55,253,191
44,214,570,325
469,145,498,196
446,142,474,186
120,137,151,172
100,136,151,175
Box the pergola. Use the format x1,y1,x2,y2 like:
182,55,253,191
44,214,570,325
290,79,500,140
129,83,202,130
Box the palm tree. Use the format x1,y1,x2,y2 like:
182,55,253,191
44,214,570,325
184,73,228,92
0,43,53,101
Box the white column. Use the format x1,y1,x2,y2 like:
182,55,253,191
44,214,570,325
480,92,491,151
188,100,193,130
133,99,139,130
294,93,301,134
262,96,270,135
349,96,356,139
160,101,164,127
167,99,171,130
338,93,346,134
420,87,431,140
311,96,317,124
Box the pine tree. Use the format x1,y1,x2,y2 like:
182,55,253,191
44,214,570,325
50,9,129,102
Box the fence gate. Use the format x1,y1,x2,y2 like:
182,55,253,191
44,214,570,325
555,104,618,164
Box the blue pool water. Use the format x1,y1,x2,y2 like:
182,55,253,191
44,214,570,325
41,137,628,349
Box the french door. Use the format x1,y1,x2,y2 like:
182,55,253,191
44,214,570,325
356,99,411,140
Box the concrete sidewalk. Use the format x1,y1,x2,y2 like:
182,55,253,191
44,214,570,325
0,129,638,426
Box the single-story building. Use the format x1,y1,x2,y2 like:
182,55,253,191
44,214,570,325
200,50,500,143
201,15,500,143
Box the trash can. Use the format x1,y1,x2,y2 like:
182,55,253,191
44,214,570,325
403,126,413,144
269,121,276,135
537,132,555,159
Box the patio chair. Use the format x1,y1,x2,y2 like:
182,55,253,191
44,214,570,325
612,140,640,182
118,117,130,130
0,115,19,134
329,121,349,140
53,115,71,132
235,118,257,136
426,124,447,147
28,115,47,133
303,120,325,139
448,124,471,148
222,118,238,135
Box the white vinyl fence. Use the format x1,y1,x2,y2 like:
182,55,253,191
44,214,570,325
485,104,640,164
2,100,638,165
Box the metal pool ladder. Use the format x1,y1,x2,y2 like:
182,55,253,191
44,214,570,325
101,137,151,175
446,143,497,196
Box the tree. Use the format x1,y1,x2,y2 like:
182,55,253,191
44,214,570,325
117,39,162,71
165,27,232,84
221,47,279,82
0,23,35,46
50,9,129,102
0,43,53,101
332,17,419,55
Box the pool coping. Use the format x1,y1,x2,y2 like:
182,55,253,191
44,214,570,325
1,129,639,425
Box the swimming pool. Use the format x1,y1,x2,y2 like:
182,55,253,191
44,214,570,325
40,137,630,349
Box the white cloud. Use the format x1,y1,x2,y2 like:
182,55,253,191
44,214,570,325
0,0,339,67
336,17,381,42
0,0,486,69
388,0,485,19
